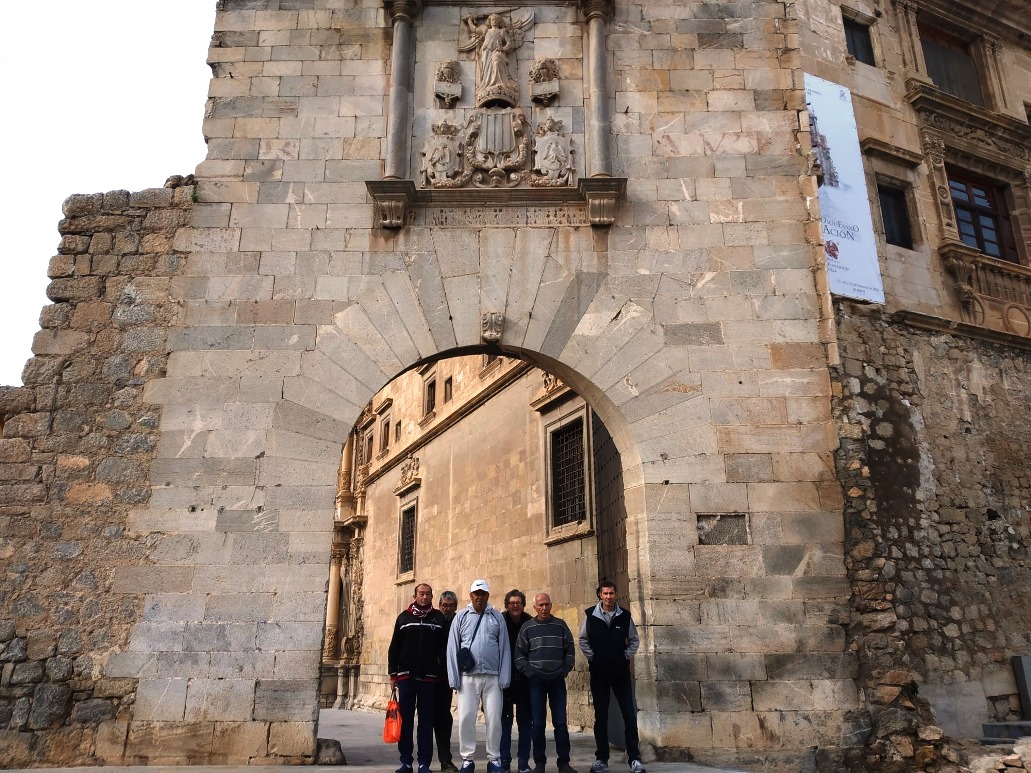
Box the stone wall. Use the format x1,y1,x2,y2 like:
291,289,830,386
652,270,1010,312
833,300,1031,770
0,182,193,765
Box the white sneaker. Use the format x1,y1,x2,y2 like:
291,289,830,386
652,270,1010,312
591,762,607,773
630,762,646,773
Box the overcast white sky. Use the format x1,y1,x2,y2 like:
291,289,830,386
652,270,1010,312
0,2,216,385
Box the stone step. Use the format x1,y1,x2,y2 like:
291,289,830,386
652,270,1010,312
978,736,1016,746
981,721,1031,740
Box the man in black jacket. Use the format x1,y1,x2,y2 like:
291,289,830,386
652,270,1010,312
389,583,449,773
577,581,646,773
436,590,460,772
500,589,533,773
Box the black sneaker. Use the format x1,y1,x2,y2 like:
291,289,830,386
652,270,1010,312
558,765,577,773
442,763,459,773
460,761,475,773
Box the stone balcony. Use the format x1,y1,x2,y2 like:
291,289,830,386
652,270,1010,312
943,240,1031,339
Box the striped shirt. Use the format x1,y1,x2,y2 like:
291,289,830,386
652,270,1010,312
514,616,575,679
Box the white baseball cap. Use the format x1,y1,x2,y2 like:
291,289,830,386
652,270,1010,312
470,579,490,593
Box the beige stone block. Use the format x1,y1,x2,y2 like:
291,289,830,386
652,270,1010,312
746,482,821,511
126,720,214,759
267,721,317,756
710,397,786,426
716,425,803,454
213,721,269,758
711,711,765,748
778,511,844,544
690,482,748,512
694,546,763,578
94,720,129,763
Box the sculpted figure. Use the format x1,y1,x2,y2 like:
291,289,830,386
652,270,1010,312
460,12,532,107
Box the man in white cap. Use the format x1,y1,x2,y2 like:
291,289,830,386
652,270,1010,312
446,579,511,773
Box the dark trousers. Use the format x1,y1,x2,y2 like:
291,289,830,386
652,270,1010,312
398,677,437,767
434,682,455,765
501,680,534,769
589,672,641,764
527,675,570,767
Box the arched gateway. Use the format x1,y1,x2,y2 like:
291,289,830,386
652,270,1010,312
0,0,862,769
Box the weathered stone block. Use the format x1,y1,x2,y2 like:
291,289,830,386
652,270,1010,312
134,678,188,721
27,684,72,730
184,678,255,721
268,720,317,756
71,698,117,724
125,720,214,759
253,679,319,721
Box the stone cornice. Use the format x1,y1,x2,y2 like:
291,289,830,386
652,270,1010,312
366,177,627,228
913,0,1031,42
890,309,1031,351
905,81,1031,175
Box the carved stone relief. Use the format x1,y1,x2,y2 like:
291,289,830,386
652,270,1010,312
481,312,504,343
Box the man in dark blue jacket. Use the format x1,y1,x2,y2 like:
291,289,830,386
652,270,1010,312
577,581,646,773
389,583,449,773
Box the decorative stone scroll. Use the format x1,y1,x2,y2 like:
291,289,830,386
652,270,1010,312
482,312,504,343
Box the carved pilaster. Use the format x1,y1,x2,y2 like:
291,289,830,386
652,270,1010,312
980,33,1008,111
892,0,927,78
920,131,956,240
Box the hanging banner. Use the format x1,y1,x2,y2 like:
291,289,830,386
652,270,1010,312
804,73,885,304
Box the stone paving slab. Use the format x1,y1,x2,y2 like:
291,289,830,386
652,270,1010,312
7,709,743,773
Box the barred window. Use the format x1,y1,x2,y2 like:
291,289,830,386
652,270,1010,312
551,417,586,526
398,502,417,575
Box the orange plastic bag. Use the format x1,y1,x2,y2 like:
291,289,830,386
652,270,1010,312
383,685,401,744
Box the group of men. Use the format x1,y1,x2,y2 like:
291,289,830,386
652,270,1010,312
387,579,646,773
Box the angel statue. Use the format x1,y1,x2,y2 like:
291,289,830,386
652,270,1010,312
459,12,533,108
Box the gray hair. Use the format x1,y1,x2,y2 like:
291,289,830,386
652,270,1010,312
439,590,458,604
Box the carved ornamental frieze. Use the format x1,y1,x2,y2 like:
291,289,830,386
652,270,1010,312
367,1,625,228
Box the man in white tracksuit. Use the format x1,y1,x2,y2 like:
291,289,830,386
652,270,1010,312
447,579,512,773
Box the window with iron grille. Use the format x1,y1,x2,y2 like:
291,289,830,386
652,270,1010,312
398,502,417,575
550,417,586,526
948,172,1018,262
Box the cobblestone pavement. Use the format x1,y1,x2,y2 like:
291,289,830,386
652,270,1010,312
8,708,744,773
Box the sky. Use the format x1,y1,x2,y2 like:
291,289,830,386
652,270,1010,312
0,2,216,385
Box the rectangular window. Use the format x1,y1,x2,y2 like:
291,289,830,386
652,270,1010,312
551,417,587,527
424,378,437,416
363,429,374,466
843,17,875,66
878,185,914,249
444,377,453,403
920,27,984,106
395,420,401,442
398,502,417,575
380,415,391,452
948,172,1017,262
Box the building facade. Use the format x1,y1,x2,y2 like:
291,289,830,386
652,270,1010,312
319,354,625,729
0,0,1028,771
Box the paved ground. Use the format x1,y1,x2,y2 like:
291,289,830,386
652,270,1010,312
8,708,744,773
